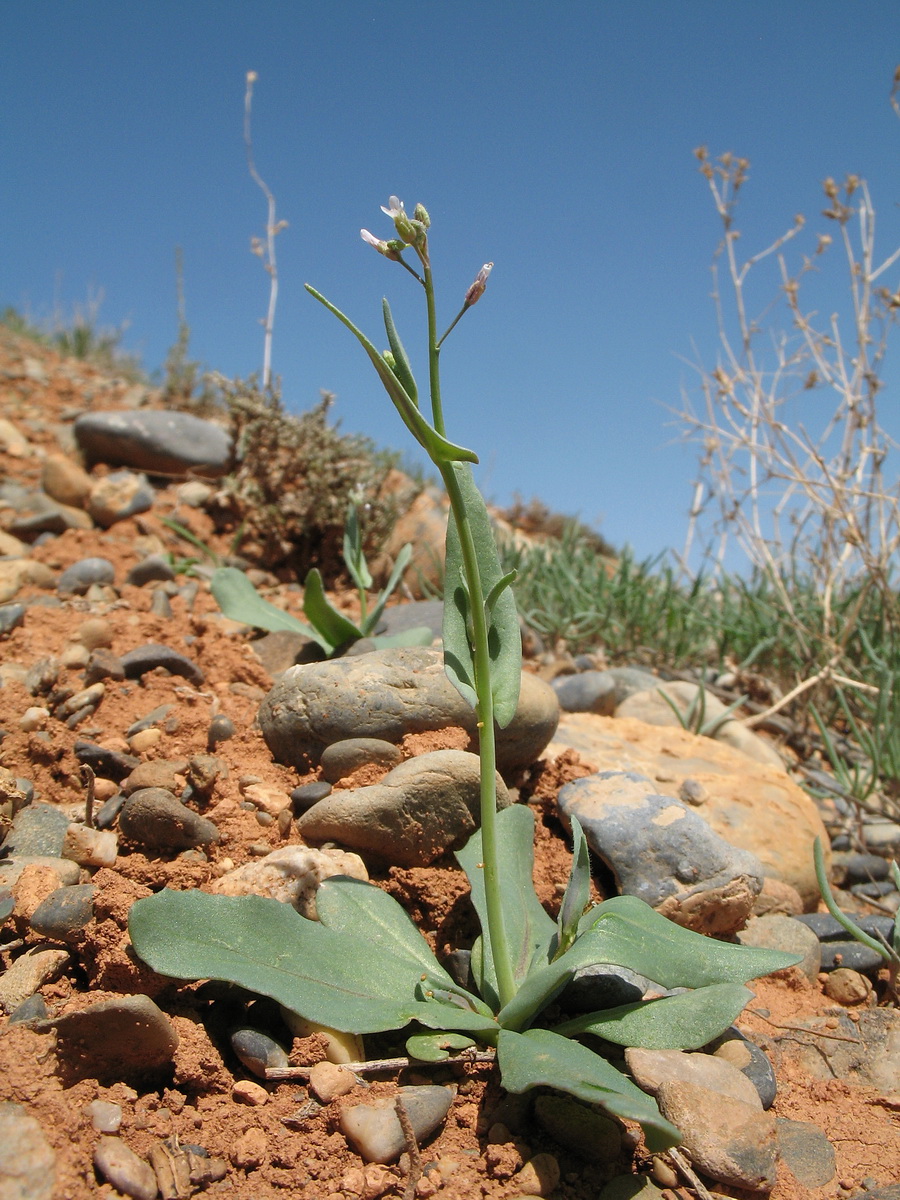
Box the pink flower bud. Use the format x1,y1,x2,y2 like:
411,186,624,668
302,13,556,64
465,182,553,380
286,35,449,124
464,262,493,306
360,229,401,260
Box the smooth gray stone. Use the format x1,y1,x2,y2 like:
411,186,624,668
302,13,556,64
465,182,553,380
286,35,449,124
819,941,885,973
558,770,764,912
57,557,115,596
3,804,70,857
552,670,618,715
74,739,140,780
207,714,236,749
297,749,511,867
230,1028,290,1079
0,603,25,634
125,704,176,737
340,1085,453,1164
93,1135,158,1200
120,642,204,686
607,666,661,704
259,646,559,772
291,780,332,814
125,554,177,587
794,912,895,943
29,884,96,939
775,1118,836,1187
560,964,649,1013
0,1103,56,1200
49,994,179,1078
860,821,900,855
377,599,444,641
8,993,49,1026
119,788,219,849
320,738,402,783
706,1027,777,1110
94,794,126,830
82,648,126,686
74,409,232,478
832,851,891,886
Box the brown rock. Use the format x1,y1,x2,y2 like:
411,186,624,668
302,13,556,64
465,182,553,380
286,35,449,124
41,452,93,508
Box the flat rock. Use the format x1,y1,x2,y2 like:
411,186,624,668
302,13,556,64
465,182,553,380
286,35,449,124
558,771,763,934
655,1079,777,1193
736,915,822,982
57,556,116,596
340,1085,453,1163
211,845,368,918
775,1117,836,1187
547,712,829,908
552,670,618,715
320,737,402,783
3,804,70,857
50,994,179,1079
258,646,559,772
625,1047,763,1109
119,788,219,849
29,883,96,938
120,643,204,686
0,947,71,1013
297,749,511,866
93,1135,158,1200
74,409,232,478
0,1103,56,1200
775,1007,900,1090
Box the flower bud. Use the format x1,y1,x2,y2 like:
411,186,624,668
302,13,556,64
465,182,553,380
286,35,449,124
361,229,401,261
380,196,418,245
413,203,431,228
464,262,493,307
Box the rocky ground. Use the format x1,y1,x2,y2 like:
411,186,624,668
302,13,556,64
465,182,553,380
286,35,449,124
1,325,899,1200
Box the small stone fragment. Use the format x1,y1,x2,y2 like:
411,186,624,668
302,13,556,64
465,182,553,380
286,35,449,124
775,1117,836,1187
291,780,332,813
119,788,219,850
232,1080,269,1106
308,1061,356,1102
515,1152,561,1196
0,1102,56,1200
87,1100,123,1132
230,1028,289,1078
93,1135,159,1200
0,946,70,1013
52,994,179,1078
823,967,874,1004
207,714,236,750
61,823,118,868
211,845,367,917
340,1086,453,1164
625,1047,762,1109
736,914,821,982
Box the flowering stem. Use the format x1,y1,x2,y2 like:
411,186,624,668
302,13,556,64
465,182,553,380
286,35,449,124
422,267,516,1010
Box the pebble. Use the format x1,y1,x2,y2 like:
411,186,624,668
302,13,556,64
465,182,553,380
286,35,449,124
340,1086,454,1164
557,771,764,935
832,852,892,887
0,1102,56,1200
93,1135,159,1200
41,452,93,508
51,994,179,1078
29,883,96,938
119,788,220,850
126,554,177,587
819,941,886,974
240,781,291,816
61,822,117,868
94,792,127,829
3,804,70,857
775,1117,836,1187
258,645,559,772
125,704,176,737
19,706,49,732
291,780,332,813
232,1080,270,1106
551,669,618,715
8,993,49,1025
74,739,140,780
128,727,162,754
736,914,822,982
87,1099,124,1132
625,1047,762,1109
57,556,116,596
76,617,114,649
83,647,126,685
320,737,403,783
795,911,896,943
860,820,900,855
532,1094,621,1162
207,713,236,750
706,1027,778,1110
297,749,511,867
211,845,367,918
0,602,25,634
655,1078,777,1192
0,946,70,1013
88,469,155,527
230,1027,290,1078
74,408,233,478
514,1152,561,1196
120,642,204,686
0,856,80,890
150,587,173,618
308,1061,356,1102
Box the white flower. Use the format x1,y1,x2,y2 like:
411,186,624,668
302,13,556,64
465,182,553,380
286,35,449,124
465,262,494,306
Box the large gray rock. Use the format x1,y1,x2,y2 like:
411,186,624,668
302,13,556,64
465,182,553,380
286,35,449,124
557,770,764,935
74,409,232,478
258,646,559,772
297,749,511,866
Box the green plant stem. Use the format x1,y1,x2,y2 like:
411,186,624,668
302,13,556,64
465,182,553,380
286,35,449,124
422,261,515,1010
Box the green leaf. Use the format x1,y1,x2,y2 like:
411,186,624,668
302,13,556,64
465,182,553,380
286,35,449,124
456,805,556,1010
497,1028,680,1153
305,285,477,464
442,464,521,727
405,1031,475,1062
553,982,754,1049
210,567,326,647
343,505,372,593
382,298,418,408
363,543,413,635
370,626,435,650
577,895,802,988
303,568,363,650
556,815,591,958
129,888,497,1037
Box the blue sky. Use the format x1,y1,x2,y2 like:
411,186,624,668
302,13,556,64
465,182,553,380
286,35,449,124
3,2,899,568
